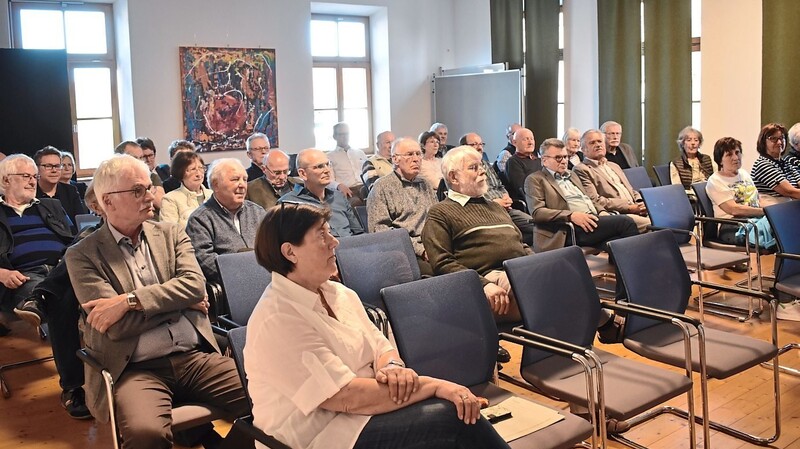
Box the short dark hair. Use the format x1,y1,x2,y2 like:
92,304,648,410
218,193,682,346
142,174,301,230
171,151,204,183
33,145,62,165
136,137,156,154
458,134,468,146
114,140,141,155
418,131,439,155
756,123,787,158
255,203,331,276
167,139,196,159
713,137,742,170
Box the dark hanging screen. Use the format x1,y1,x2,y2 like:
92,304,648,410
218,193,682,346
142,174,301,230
0,49,73,157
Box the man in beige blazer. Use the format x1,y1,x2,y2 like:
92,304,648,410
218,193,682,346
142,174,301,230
573,129,651,232
66,155,247,448
525,138,638,253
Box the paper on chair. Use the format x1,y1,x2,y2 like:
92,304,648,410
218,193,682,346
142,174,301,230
483,396,565,442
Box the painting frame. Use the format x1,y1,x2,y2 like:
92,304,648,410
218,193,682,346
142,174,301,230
179,46,279,153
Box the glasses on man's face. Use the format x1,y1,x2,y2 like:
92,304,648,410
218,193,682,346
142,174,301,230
142,153,156,161
468,142,485,148
396,151,422,159
106,184,156,199
265,166,290,177
39,163,63,171
465,163,483,173
8,173,40,181
767,135,785,143
544,155,569,162
250,146,270,153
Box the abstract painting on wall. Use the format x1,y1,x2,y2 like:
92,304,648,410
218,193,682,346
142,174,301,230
180,46,278,152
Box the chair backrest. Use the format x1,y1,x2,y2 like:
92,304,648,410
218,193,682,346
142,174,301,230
764,201,800,283
227,326,252,409
381,270,497,387
354,205,369,232
691,181,720,242
503,247,601,367
622,166,653,191
607,231,692,336
652,164,671,186
216,251,272,325
75,213,101,231
640,184,695,244
335,228,420,310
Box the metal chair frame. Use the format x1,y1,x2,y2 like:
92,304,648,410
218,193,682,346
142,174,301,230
0,324,54,398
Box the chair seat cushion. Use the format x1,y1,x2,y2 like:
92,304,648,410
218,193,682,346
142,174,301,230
624,324,777,379
171,403,228,432
775,274,800,298
520,348,692,421
470,383,593,448
680,245,750,270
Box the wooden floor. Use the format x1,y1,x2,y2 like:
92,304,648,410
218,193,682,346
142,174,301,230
0,254,799,448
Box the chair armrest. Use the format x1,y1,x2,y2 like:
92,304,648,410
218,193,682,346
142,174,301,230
694,215,749,226
601,301,702,328
76,348,106,374
216,315,241,329
775,252,800,262
646,225,697,239
499,331,588,360
211,324,230,338
224,416,293,449
508,326,590,354
691,279,774,302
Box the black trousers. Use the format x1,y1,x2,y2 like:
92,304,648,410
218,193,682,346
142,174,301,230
574,214,639,249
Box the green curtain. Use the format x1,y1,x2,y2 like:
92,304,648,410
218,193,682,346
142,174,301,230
523,0,560,141
490,0,524,70
762,0,800,125
597,0,642,162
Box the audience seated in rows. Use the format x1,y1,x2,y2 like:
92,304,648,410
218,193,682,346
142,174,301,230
328,122,368,206
418,131,444,191
65,155,248,448
246,203,509,449
367,138,438,276
186,158,266,285
246,149,295,210
136,137,164,189
573,129,650,232
59,151,87,199
34,146,87,228
600,120,639,169
114,140,165,214
429,122,455,155
280,148,364,238
495,123,522,174
562,127,584,170
361,130,395,192
160,151,211,228
161,139,198,193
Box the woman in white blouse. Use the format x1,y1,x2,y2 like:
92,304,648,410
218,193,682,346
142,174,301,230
245,204,510,449
418,131,444,191
160,151,211,227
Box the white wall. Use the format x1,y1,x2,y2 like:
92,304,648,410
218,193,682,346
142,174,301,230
701,0,762,171
563,0,599,133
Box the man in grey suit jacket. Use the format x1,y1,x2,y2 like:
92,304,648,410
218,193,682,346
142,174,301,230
600,121,639,169
525,138,638,253
66,155,247,448
573,129,650,233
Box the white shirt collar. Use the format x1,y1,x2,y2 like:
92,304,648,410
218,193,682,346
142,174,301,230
446,189,472,207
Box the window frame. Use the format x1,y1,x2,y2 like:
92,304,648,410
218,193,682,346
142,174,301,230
311,14,373,152
10,1,120,178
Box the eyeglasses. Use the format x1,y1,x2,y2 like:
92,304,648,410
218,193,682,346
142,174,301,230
187,166,207,174
543,155,569,162
39,163,63,171
142,153,156,161
106,184,156,199
265,166,291,176
249,146,270,153
767,135,785,143
468,142,485,148
396,151,422,158
304,161,330,171
464,163,483,173
8,173,40,181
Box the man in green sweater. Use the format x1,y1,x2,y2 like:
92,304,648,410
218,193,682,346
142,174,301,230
422,146,530,325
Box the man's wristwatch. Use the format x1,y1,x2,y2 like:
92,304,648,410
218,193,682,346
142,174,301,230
126,292,138,310
386,359,405,369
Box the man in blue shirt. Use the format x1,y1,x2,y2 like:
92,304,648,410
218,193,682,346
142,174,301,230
279,149,364,237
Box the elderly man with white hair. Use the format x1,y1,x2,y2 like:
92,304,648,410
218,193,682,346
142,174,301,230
65,154,248,447
0,154,75,336
185,158,266,284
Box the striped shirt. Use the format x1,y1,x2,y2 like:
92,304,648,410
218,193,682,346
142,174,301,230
750,154,800,197
4,206,66,269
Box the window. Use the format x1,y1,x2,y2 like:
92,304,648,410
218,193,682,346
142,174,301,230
691,0,701,130
311,15,372,151
11,2,119,175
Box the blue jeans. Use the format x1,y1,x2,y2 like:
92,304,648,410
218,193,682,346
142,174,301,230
353,398,511,449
